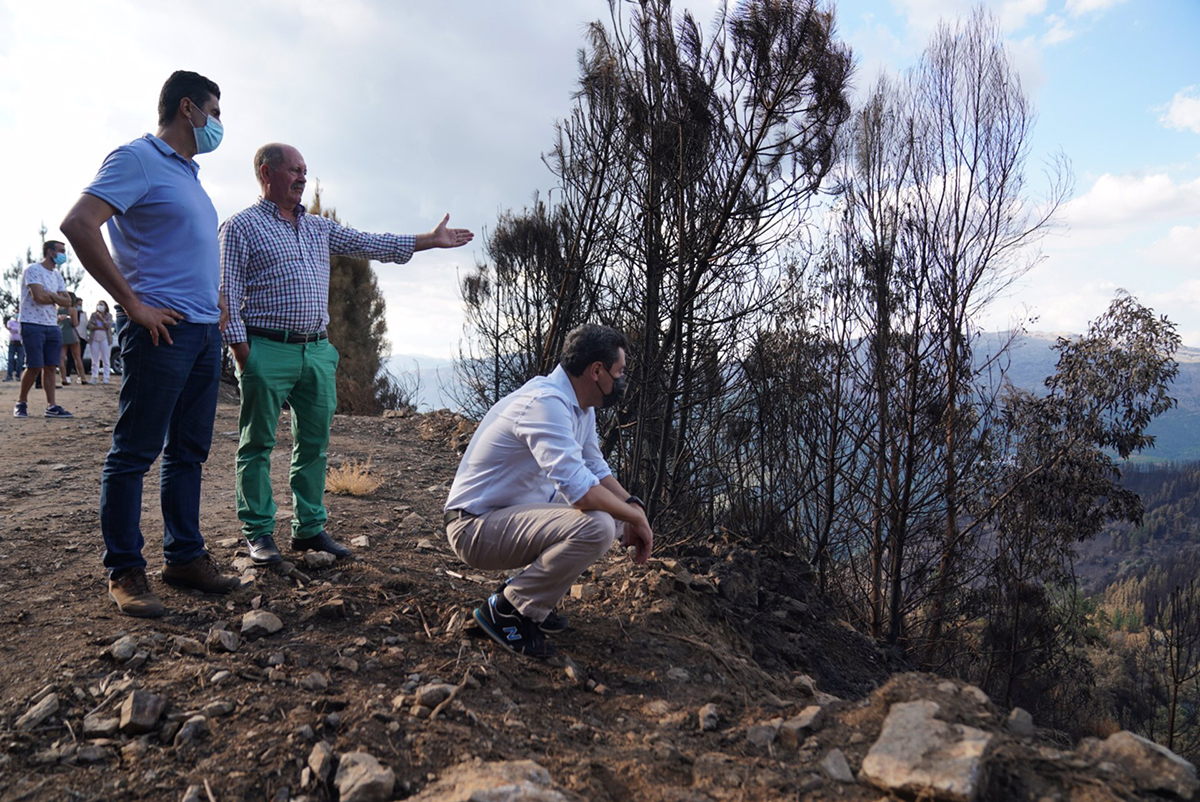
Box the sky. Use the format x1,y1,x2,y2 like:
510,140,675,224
1,0,1197,357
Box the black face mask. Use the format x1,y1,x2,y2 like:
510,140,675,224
600,367,627,408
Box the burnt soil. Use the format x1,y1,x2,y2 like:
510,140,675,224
0,382,916,802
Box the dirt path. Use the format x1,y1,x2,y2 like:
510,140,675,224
0,381,894,802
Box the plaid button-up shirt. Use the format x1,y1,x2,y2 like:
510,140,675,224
219,198,415,344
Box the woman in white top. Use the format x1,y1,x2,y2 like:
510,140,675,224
87,300,114,384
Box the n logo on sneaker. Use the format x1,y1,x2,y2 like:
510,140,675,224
503,626,521,641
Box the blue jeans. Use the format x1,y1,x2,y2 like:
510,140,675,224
6,341,24,379
100,321,221,574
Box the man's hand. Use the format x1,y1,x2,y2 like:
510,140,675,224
415,214,474,251
231,341,249,372
218,294,229,334
621,518,654,565
126,300,182,346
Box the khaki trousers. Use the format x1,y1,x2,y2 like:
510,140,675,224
447,503,619,621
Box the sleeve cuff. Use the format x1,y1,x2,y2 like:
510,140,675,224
561,472,601,506
83,188,128,215
225,321,247,343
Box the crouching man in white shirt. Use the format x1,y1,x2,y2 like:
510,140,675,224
443,324,654,658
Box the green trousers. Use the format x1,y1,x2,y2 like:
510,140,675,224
236,335,339,541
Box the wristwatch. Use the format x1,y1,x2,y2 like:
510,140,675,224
626,495,645,510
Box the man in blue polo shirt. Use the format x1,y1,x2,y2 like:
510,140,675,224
61,70,238,618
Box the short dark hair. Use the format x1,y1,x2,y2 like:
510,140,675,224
158,71,220,126
43,240,64,256
253,143,288,186
559,324,629,377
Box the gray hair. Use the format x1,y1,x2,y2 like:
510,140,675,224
253,143,289,186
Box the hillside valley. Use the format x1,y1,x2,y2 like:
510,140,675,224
1,385,1196,800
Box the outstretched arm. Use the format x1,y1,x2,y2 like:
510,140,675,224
414,214,473,251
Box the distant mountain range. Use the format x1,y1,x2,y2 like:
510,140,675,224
384,355,460,412
987,332,1200,463
388,332,1200,461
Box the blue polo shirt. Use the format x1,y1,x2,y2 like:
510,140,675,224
83,134,220,324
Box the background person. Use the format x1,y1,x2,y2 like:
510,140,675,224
58,292,88,385
87,300,114,384
14,240,73,418
4,316,23,381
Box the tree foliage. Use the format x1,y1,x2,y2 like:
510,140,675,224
310,187,409,415
456,0,1184,750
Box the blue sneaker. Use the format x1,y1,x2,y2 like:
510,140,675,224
498,577,569,633
13,401,27,418
44,404,73,418
474,594,555,659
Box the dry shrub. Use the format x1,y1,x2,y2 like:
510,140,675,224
326,458,382,496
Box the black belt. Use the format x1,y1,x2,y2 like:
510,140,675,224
444,509,477,526
247,326,327,344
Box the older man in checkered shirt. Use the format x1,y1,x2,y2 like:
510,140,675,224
220,143,473,565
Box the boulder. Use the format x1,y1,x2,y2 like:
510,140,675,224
202,700,235,717
16,693,59,731
308,740,334,783
207,628,240,653
860,700,991,802
1078,730,1199,800
699,703,721,732
82,713,120,737
335,751,395,802
746,722,779,749
173,715,208,747
301,672,329,692
175,636,205,656
780,705,824,749
110,635,138,661
820,748,855,783
570,583,600,602
1006,707,1034,738
241,609,284,638
119,690,166,735
404,758,570,802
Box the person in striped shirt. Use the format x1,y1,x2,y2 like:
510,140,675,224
220,143,473,566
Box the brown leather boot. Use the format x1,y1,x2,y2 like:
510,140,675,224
162,552,239,594
109,567,165,618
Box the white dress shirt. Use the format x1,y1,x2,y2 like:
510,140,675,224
445,365,613,515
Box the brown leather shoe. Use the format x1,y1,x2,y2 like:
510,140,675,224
162,552,239,594
109,567,165,618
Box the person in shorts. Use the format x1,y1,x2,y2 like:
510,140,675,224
14,240,74,418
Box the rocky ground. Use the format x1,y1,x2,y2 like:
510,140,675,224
1,382,1197,801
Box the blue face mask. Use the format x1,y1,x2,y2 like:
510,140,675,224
53,252,67,266
191,107,223,154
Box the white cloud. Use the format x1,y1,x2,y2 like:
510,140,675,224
1144,225,1200,269
998,0,1047,31
1064,0,1129,15
1159,86,1200,135
1061,173,1200,230
1040,13,1075,44
890,0,975,37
